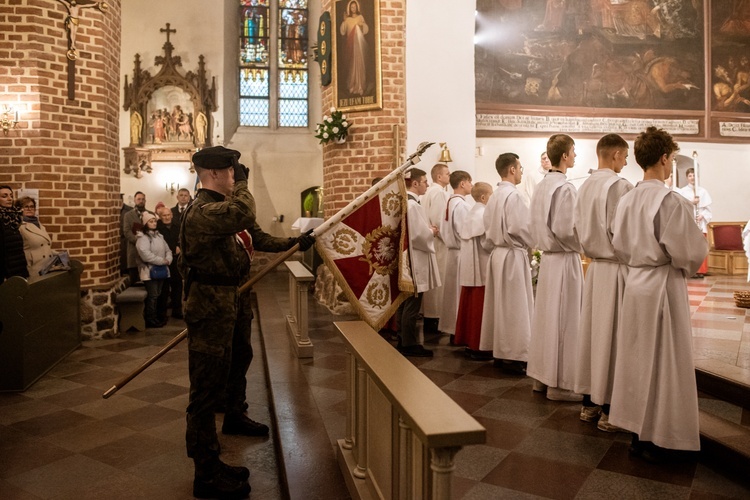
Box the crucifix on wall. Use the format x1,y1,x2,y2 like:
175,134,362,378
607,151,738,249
57,0,109,100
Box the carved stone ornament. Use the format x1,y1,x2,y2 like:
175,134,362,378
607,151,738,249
122,23,217,176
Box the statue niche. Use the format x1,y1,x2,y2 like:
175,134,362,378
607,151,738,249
122,23,217,176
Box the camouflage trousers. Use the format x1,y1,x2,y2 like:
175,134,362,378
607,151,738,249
185,295,253,460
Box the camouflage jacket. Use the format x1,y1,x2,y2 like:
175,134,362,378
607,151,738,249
178,181,256,280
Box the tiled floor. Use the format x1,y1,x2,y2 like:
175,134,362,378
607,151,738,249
1,273,749,499
0,316,282,499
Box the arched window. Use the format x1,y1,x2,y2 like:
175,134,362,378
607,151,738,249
239,0,309,128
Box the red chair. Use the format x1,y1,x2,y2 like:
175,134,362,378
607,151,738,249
707,222,749,275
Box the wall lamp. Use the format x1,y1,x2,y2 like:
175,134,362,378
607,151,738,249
1,105,19,136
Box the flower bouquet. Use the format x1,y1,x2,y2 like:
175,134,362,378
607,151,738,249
314,107,351,144
530,250,542,288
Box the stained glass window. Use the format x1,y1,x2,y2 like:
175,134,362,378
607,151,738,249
239,0,308,128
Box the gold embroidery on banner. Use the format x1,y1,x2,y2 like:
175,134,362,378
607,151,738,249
331,227,358,256
381,190,402,218
365,281,389,309
360,225,398,276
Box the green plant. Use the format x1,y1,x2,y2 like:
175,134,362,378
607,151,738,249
530,250,542,287
314,107,351,144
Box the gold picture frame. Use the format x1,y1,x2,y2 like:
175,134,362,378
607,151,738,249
332,0,382,112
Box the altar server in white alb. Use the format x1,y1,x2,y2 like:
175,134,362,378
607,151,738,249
526,134,584,401
573,134,633,432
677,166,712,277
439,170,472,337
609,126,708,461
454,182,493,356
397,167,440,358
478,153,534,373
420,163,451,334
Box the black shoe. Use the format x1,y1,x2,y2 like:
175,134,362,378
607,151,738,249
145,320,162,328
423,318,440,334
398,344,434,357
193,474,250,499
493,359,527,374
222,414,270,436
172,313,184,319
467,349,493,361
219,461,250,481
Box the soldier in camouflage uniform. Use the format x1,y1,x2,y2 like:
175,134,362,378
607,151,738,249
220,221,314,437
179,146,314,499
179,146,253,499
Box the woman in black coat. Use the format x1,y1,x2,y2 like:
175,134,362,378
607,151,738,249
0,185,29,284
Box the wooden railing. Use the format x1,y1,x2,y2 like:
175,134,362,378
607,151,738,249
283,261,315,358
335,321,486,500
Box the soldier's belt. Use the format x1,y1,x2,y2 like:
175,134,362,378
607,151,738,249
192,271,240,287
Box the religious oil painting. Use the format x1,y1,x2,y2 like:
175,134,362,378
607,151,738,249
146,86,199,146
710,1,750,113
475,0,705,112
332,0,382,112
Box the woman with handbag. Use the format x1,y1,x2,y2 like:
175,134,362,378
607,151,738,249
136,211,172,328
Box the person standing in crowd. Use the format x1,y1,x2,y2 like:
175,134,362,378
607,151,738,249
519,150,552,206
120,194,133,276
136,211,172,329
479,153,534,374
122,191,147,284
677,167,712,277
156,204,183,321
398,167,440,357
527,134,584,402
18,196,54,279
172,187,192,223
420,163,450,334
609,126,707,462
454,182,493,358
439,170,473,339
0,185,29,284
573,134,633,432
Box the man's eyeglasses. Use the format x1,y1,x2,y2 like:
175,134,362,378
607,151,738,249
22,205,35,210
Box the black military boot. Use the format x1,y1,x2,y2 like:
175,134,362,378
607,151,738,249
222,413,270,436
193,458,251,499
219,461,250,481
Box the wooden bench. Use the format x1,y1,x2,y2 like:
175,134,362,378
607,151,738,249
116,286,148,332
0,261,83,391
707,222,749,275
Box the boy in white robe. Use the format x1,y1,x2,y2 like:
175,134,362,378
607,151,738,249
677,167,712,277
454,182,493,356
610,126,708,461
526,134,584,401
421,163,450,333
478,153,534,374
573,134,633,432
439,171,472,338
397,167,440,357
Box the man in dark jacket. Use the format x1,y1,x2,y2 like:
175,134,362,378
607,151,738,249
156,205,183,321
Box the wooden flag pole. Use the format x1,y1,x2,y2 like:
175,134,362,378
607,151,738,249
102,142,434,399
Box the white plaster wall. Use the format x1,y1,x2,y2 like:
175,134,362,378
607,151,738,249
405,0,477,173
120,0,323,236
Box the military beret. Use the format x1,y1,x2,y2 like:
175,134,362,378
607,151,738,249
191,146,241,170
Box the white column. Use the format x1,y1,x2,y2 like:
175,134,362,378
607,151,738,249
430,446,461,500
353,362,368,479
343,348,354,450
398,415,412,499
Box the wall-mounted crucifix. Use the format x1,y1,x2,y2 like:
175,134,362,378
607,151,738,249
56,0,109,100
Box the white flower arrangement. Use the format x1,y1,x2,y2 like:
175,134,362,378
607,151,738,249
314,107,351,144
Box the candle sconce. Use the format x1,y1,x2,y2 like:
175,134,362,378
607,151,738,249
1,105,19,136
166,183,179,195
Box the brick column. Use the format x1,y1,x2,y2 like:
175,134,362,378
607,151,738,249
320,0,406,217
0,0,123,339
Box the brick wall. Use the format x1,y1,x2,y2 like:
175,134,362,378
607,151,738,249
320,0,406,217
0,0,122,289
